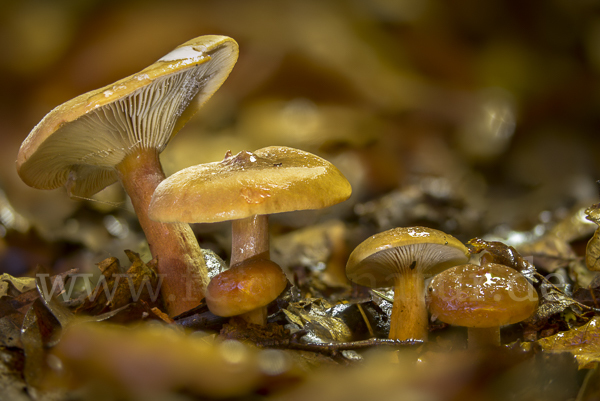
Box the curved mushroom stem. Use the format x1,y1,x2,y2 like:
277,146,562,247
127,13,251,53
389,270,428,341
116,148,209,317
230,214,271,325
467,327,501,349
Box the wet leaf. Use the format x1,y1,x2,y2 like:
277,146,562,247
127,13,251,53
537,316,600,369
468,238,535,274
203,248,227,279
283,299,352,343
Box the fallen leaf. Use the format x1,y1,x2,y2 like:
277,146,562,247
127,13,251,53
0,288,38,348
284,299,352,343
108,250,159,310
537,316,600,369
76,251,160,315
586,228,600,272
468,238,535,273
0,270,76,348
0,273,35,298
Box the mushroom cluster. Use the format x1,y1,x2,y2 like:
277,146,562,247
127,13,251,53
16,34,540,347
149,146,352,325
17,35,239,316
345,227,539,345
345,227,469,341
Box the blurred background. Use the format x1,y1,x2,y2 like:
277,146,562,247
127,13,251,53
1,0,600,276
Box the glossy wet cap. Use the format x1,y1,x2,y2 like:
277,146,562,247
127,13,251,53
205,258,288,317
17,35,239,198
345,227,469,288
149,146,352,223
428,263,538,328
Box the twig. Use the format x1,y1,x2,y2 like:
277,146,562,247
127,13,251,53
256,330,423,355
356,303,374,337
371,289,393,303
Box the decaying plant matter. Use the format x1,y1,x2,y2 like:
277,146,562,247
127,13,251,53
4,2,600,398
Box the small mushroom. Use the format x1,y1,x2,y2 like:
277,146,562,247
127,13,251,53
206,258,288,325
149,146,352,325
17,35,239,316
345,227,469,341
428,263,539,349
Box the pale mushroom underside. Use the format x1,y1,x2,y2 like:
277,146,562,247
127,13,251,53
18,44,234,198
346,243,469,288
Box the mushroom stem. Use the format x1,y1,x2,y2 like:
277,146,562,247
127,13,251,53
241,308,268,326
389,270,428,341
230,214,269,266
467,327,501,349
116,148,209,317
230,214,271,326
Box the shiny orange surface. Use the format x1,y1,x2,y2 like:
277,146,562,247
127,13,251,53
428,263,538,328
205,258,287,317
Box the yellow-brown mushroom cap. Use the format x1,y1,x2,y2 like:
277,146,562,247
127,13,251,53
205,259,288,317
428,263,539,328
345,227,469,288
17,35,239,198
148,146,352,223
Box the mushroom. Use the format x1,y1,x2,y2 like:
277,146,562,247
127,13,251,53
345,227,469,341
16,35,239,317
149,146,352,324
205,258,288,325
428,263,538,349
